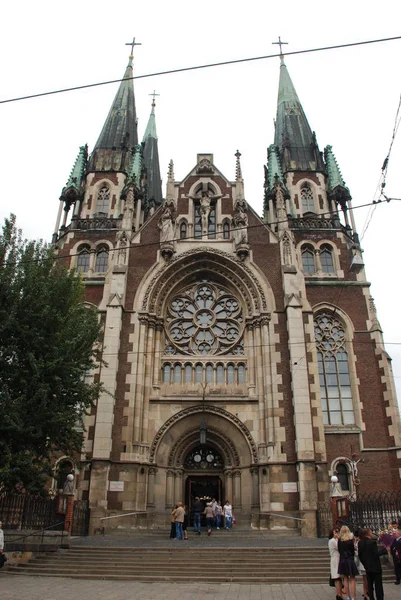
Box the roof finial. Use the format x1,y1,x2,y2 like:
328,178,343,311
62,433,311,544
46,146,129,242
272,36,288,64
149,90,160,110
125,36,142,61
235,150,242,181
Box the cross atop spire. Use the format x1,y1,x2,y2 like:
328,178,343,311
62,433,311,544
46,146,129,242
272,36,288,60
235,150,242,181
149,90,160,108
125,36,142,56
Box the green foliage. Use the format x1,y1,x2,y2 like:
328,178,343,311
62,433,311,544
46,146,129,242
0,215,102,494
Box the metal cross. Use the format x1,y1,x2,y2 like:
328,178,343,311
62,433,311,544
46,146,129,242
125,37,142,55
149,90,160,106
272,36,288,56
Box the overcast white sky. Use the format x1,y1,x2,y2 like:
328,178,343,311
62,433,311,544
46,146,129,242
1,0,401,402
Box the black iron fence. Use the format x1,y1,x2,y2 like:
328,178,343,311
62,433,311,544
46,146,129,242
348,490,401,532
0,494,64,530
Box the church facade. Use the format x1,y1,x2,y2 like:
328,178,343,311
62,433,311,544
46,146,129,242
53,52,401,537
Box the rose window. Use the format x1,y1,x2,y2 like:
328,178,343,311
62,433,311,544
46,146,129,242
165,282,243,355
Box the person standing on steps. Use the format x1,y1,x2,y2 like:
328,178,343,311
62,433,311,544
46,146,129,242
223,500,233,530
192,496,203,535
0,520,6,569
358,527,387,600
204,502,215,536
328,527,343,600
338,525,358,600
174,502,185,540
215,501,223,530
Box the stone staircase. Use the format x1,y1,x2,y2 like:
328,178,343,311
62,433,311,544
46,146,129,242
6,546,333,582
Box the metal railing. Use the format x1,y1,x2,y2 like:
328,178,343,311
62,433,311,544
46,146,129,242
6,520,69,548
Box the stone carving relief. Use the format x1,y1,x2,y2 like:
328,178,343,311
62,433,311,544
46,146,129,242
149,404,258,464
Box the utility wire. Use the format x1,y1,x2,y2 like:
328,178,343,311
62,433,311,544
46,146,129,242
1,35,401,105
361,93,401,241
3,196,399,267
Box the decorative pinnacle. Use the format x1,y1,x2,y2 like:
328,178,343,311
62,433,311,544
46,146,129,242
168,159,174,182
272,36,288,62
235,150,242,181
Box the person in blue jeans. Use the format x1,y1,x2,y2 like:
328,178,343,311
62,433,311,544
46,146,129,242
215,502,223,529
223,500,233,529
192,496,203,535
173,502,185,540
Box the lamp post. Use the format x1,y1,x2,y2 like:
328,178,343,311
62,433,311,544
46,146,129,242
199,382,208,445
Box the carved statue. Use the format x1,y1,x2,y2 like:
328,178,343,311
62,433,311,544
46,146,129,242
117,230,128,265
158,205,175,243
232,198,248,246
200,191,212,233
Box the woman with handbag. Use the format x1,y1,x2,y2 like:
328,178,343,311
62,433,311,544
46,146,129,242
329,527,343,600
338,526,358,600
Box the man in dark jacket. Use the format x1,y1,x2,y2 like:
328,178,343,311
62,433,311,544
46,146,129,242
390,529,401,584
192,497,203,535
358,528,387,600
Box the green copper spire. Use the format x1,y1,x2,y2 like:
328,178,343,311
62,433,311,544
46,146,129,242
324,145,349,193
94,56,138,151
266,144,285,192
60,145,88,202
142,96,163,206
274,57,325,173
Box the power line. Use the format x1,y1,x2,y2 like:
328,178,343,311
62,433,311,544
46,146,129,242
2,196,398,267
1,35,401,105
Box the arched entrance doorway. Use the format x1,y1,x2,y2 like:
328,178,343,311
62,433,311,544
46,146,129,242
184,445,225,512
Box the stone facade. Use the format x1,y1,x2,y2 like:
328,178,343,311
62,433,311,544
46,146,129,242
53,58,401,538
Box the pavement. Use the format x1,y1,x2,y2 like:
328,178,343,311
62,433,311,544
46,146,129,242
1,576,400,600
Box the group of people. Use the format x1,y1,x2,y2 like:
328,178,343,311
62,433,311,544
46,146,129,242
329,522,401,600
170,499,234,539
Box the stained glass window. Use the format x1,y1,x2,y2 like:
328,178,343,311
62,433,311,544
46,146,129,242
184,447,224,470
302,247,315,273
165,282,244,356
320,245,335,273
77,250,90,273
301,183,315,212
95,249,108,273
96,186,110,213
315,312,354,425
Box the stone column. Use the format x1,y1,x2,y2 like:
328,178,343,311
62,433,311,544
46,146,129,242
174,469,183,504
61,204,69,227
224,470,233,503
141,318,155,443
135,198,142,233
147,467,157,508
254,321,267,445
250,467,259,508
166,470,174,508
133,316,147,445
53,199,64,241
261,316,274,446
153,323,163,388
246,322,256,391
233,470,241,510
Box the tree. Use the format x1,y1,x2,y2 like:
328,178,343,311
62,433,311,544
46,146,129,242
0,215,102,494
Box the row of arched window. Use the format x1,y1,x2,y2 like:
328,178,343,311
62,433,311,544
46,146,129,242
163,362,246,385
301,243,336,275
76,244,109,274
179,218,231,240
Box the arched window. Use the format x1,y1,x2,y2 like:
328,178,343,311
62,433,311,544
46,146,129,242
180,221,187,240
336,463,350,491
96,186,110,213
315,312,354,425
223,221,230,240
216,364,224,383
238,364,246,383
77,248,90,273
184,364,192,383
320,245,335,273
163,364,171,383
95,248,108,273
206,364,214,384
301,183,315,212
227,364,235,384
195,364,203,383
302,246,315,274
174,364,182,383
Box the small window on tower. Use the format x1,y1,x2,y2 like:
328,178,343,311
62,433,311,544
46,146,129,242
96,186,110,214
77,248,90,273
301,183,315,213
95,248,109,273
301,246,315,274
180,221,187,240
320,245,335,273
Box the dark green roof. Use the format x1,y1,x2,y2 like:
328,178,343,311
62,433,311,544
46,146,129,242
274,58,324,173
142,104,163,205
93,57,138,151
